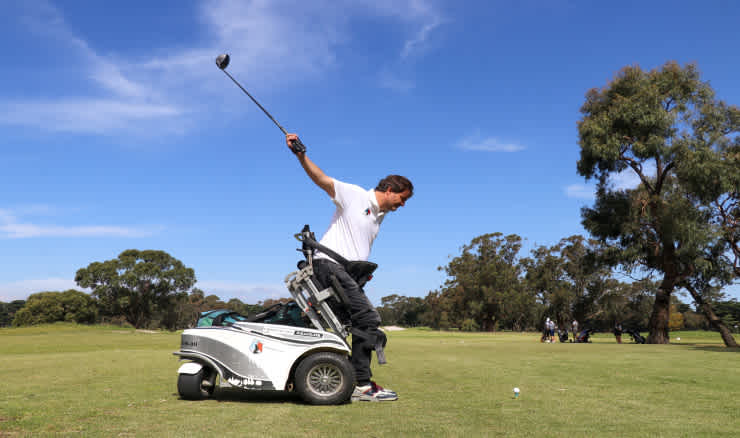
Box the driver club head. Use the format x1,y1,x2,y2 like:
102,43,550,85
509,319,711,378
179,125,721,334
215,53,230,70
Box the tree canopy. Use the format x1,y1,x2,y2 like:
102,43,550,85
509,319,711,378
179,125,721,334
11,290,96,326
577,61,739,344
437,233,528,331
75,250,196,329
0,300,25,326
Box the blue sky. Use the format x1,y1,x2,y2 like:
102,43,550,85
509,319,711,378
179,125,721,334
1,0,738,305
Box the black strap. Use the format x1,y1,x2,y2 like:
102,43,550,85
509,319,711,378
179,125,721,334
302,234,350,266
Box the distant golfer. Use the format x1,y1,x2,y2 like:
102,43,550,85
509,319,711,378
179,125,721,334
613,321,623,344
545,317,555,343
286,133,413,402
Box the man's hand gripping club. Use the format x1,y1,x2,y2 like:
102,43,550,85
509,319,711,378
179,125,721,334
285,132,306,154
286,133,335,198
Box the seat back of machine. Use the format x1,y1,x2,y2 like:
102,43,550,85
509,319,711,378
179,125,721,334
284,225,389,363
283,225,375,340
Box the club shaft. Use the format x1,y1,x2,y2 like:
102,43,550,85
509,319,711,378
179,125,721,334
221,69,287,135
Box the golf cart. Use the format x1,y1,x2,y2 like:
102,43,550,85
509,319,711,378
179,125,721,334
173,225,384,405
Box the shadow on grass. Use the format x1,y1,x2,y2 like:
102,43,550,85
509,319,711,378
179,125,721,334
211,388,304,404
687,345,740,353
174,387,357,405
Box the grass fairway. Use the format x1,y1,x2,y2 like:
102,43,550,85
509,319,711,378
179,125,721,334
1,324,739,437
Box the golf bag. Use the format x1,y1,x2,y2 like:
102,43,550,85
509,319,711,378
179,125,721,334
575,328,594,343
558,329,569,343
248,301,310,327
197,304,309,328
197,309,249,327
625,328,646,344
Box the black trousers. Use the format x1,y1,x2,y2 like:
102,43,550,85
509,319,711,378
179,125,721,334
313,258,381,384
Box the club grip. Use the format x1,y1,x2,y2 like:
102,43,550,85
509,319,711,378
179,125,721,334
289,138,306,154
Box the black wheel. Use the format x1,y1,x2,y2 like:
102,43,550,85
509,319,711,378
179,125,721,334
294,352,354,405
177,366,216,400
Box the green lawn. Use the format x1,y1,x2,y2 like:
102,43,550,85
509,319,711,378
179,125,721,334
1,324,738,437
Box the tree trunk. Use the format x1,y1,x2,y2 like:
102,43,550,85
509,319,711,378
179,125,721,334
482,316,495,332
648,240,679,344
684,284,739,348
647,285,671,344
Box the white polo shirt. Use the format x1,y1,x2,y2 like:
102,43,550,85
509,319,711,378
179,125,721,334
316,178,385,262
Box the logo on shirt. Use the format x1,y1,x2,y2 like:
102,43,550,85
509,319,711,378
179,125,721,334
364,208,371,215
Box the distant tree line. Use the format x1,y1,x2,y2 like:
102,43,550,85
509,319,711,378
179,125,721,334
1,250,287,330
3,279,739,334
0,300,26,326
1,238,739,336
0,288,287,330
375,233,740,336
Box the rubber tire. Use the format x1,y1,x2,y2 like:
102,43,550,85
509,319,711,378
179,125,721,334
177,366,216,400
294,352,355,405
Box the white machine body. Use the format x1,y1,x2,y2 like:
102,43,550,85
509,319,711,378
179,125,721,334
175,321,349,391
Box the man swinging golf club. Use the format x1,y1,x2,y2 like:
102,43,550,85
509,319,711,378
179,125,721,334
286,133,412,402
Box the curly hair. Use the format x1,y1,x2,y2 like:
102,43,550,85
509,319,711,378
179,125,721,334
375,175,413,197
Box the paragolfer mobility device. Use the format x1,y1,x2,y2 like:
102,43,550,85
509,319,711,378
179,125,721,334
173,225,385,405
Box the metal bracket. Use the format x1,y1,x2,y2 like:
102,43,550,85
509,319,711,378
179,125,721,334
284,267,350,342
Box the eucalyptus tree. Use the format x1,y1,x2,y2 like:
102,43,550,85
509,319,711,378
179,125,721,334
674,125,739,346
0,300,25,327
75,250,196,329
523,235,614,328
577,62,738,343
522,243,570,327
11,290,97,326
377,294,428,327
437,233,526,331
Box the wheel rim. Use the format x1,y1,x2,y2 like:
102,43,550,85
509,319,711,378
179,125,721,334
200,369,216,395
306,363,343,397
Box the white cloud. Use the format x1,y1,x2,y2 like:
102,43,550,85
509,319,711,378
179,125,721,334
360,0,445,59
1,0,445,135
200,0,340,77
0,278,84,302
455,132,525,152
19,1,152,100
1,224,155,239
611,167,646,190
0,209,16,224
611,171,640,191
2,1,181,134
0,207,159,239
606,162,657,191
567,161,659,200
0,99,183,134
401,18,443,59
565,184,595,199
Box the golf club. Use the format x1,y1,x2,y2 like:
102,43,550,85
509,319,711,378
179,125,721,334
215,54,306,154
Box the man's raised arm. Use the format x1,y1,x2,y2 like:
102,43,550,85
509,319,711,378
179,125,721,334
286,133,335,199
